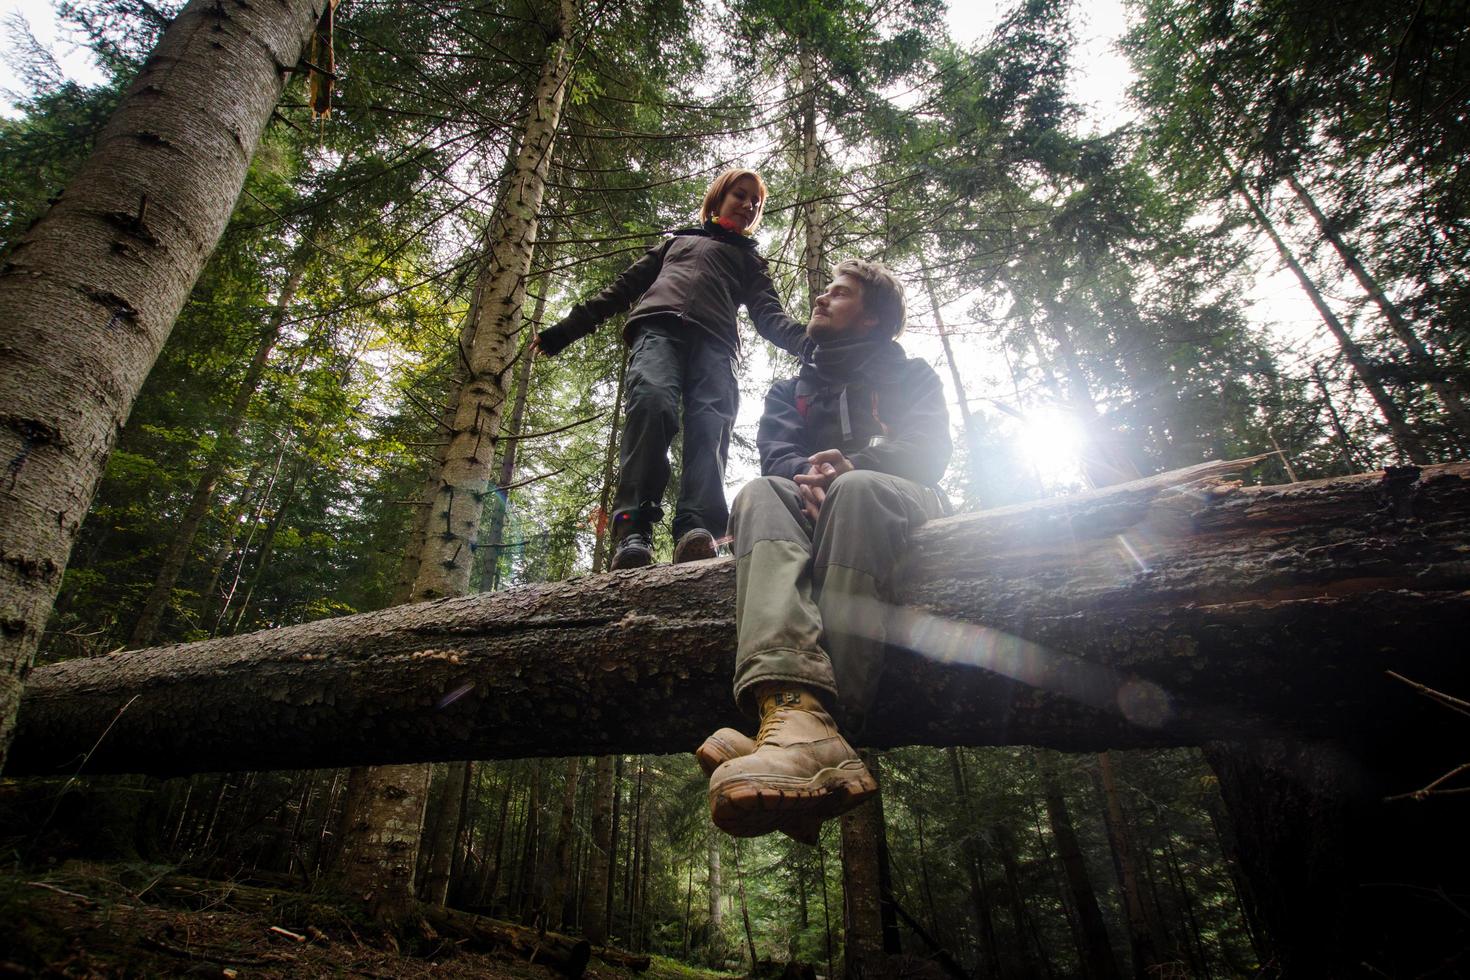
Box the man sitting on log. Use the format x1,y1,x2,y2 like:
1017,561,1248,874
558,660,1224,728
695,259,952,842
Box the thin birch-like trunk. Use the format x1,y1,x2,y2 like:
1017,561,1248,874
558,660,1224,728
0,0,326,766
332,0,576,926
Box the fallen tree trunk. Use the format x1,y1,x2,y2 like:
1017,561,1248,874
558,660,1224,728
7,460,1468,777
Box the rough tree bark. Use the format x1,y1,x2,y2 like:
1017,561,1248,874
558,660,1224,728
13,460,1469,775
840,756,888,976
416,0,573,600
546,756,581,929
0,0,327,768
334,762,432,926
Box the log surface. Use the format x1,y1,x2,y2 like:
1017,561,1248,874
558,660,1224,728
8,461,1469,776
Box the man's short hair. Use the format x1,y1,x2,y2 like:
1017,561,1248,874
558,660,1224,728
833,259,906,338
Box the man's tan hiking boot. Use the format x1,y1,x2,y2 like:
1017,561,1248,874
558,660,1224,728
695,728,754,776
697,729,825,846
707,687,876,839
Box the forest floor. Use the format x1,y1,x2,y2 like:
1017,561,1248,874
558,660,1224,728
1,862,734,980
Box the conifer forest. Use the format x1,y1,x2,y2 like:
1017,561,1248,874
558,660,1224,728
1,0,1468,976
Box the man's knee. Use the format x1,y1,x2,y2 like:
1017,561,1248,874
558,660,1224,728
824,469,891,510
733,476,796,518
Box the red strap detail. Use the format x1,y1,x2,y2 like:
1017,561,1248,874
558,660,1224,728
871,391,889,436
796,394,811,419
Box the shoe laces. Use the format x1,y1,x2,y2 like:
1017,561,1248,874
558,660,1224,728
755,707,788,746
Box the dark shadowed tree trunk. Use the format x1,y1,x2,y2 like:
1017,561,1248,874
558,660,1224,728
334,763,432,925
546,757,580,930
1039,755,1120,980
841,766,888,975
581,754,615,945
422,761,470,906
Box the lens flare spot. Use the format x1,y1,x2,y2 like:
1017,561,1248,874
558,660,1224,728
1116,678,1171,728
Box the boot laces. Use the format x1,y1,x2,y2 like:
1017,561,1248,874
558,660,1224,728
755,706,789,746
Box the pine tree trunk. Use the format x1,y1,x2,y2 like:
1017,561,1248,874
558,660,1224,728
637,776,652,951
996,823,1043,979
333,0,576,924
479,763,516,906
707,832,723,965
546,756,581,930
734,839,758,970
516,758,543,924
482,262,547,590
1095,753,1158,978
1201,130,1429,463
580,754,615,945
841,786,888,975
1039,755,1121,980
1162,18,1470,446
414,0,575,602
926,278,975,442
1283,174,1470,445
605,755,624,941
948,748,1002,979
130,250,308,647
0,0,327,766
422,760,470,906
333,763,432,926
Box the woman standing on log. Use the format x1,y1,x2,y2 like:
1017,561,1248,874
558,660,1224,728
532,169,805,569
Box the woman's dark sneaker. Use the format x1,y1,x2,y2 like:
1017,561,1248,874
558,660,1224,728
673,528,717,563
610,532,654,570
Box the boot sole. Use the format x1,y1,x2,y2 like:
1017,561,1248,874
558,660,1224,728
673,532,716,563
710,761,878,839
609,548,653,571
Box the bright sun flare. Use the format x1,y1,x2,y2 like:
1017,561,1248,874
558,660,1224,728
1018,407,1089,489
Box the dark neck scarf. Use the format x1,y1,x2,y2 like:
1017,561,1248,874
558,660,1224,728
802,334,899,385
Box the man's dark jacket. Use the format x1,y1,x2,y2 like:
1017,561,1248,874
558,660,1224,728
758,335,952,489
537,225,803,358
